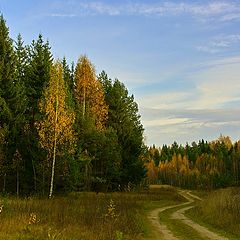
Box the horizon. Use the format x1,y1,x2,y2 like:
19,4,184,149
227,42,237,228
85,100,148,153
1,0,240,146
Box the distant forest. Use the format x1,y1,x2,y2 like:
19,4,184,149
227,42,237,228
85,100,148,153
145,135,240,189
0,15,145,197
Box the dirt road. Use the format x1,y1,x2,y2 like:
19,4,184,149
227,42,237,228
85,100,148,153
147,190,228,240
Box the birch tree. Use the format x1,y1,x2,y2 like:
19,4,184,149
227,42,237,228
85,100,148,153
37,61,76,198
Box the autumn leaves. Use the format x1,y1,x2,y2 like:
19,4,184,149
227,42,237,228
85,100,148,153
75,56,108,130
37,56,108,197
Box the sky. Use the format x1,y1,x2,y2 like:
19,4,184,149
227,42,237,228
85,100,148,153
1,0,240,146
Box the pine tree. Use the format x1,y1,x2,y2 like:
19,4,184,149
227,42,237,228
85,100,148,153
21,34,53,192
0,15,26,193
26,34,53,127
0,15,15,123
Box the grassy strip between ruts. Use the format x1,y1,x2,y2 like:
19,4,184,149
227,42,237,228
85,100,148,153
142,199,186,240
158,204,211,240
0,186,183,240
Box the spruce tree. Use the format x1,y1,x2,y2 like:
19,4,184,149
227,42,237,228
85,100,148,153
99,71,146,187
0,16,27,193
22,34,53,192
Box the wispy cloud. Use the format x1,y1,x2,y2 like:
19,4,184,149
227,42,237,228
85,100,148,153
50,13,77,18
78,1,239,17
197,34,240,54
141,107,240,145
137,91,195,110
196,46,220,54
138,55,240,145
48,1,240,22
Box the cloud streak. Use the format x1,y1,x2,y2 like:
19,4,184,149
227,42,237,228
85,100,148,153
141,108,240,145
137,55,240,145
49,1,240,22
50,13,77,18
197,34,240,54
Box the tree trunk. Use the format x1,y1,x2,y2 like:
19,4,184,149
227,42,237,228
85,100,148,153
42,166,45,196
16,169,19,197
83,85,86,119
32,159,37,191
3,173,6,193
49,77,59,199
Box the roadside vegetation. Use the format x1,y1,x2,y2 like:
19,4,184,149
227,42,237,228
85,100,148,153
0,186,183,240
187,187,240,239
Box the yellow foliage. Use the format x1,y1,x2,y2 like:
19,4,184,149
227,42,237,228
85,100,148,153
145,160,159,184
75,55,108,130
37,61,76,156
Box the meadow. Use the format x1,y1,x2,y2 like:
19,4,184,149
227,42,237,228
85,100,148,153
0,186,184,240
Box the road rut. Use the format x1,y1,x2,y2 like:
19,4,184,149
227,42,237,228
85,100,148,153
147,190,228,240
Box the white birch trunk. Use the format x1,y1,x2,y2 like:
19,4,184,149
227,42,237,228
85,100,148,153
49,76,59,199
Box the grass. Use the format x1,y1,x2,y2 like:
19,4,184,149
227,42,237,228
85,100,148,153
187,187,240,240
0,186,183,240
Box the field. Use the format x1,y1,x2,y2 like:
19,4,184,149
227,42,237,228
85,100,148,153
0,186,184,240
0,186,239,240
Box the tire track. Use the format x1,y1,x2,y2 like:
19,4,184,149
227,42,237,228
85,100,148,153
147,189,228,240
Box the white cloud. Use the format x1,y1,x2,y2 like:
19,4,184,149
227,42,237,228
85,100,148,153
80,1,238,17
79,2,121,16
144,117,190,127
192,56,240,109
138,56,240,145
140,107,240,146
137,55,240,111
50,13,77,17
137,91,194,110
221,13,240,21
205,55,240,67
196,46,219,54
49,1,240,22
197,34,240,54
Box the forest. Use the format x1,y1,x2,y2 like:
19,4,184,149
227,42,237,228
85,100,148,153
1,14,240,198
145,135,240,190
0,15,146,197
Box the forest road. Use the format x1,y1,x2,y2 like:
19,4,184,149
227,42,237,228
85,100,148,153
147,190,228,240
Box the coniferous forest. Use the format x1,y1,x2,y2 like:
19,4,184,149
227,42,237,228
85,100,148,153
0,15,145,197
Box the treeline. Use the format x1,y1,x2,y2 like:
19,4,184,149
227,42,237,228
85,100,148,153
0,15,145,196
145,135,240,189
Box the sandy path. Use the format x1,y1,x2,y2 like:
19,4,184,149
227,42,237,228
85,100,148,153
147,189,229,240
172,191,228,240
148,202,186,240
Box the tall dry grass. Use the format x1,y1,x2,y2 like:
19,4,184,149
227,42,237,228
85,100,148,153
0,186,183,240
190,187,240,237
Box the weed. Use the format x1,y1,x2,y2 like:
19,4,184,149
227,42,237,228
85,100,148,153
189,187,240,237
116,230,124,240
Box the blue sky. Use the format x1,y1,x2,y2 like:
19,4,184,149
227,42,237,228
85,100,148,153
1,0,240,146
